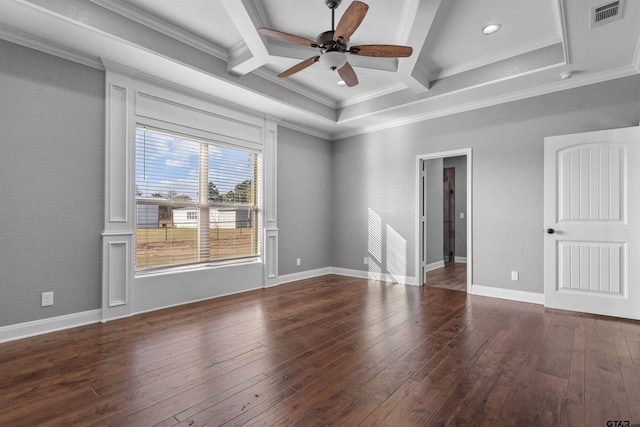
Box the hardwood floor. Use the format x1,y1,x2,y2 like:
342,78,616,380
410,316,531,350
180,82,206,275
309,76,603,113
426,262,467,292
1,275,640,426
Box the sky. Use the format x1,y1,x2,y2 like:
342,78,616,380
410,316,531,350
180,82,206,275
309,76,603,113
135,127,256,200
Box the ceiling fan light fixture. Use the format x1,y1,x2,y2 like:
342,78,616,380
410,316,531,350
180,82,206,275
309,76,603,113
481,23,501,35
319,50,347,70
337,80,347,86
259,1,412,86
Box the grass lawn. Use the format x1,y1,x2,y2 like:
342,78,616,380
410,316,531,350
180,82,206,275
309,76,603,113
136,227,256,271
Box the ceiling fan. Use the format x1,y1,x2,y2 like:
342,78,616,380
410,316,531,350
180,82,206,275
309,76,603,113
257,0,413,87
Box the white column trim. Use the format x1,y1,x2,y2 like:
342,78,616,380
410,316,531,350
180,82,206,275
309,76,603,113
102,69,135,321
264,117,279,286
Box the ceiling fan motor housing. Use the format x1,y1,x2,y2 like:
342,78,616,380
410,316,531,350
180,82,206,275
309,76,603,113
317,30,348,51
325,0,342,9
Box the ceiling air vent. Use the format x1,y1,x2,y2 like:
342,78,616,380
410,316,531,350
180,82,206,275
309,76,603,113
591,0,624,28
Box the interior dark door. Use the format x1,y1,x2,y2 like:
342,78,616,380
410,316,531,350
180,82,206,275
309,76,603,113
443,167,455,264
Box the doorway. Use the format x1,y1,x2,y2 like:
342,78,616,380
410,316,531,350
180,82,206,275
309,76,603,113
443,167,455,264
416,149,472,292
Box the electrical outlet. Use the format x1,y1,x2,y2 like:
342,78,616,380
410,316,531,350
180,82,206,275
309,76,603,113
511,271,519,281
296,258,301,266
460,212,465,219
364,257,368,265
41,291,54,307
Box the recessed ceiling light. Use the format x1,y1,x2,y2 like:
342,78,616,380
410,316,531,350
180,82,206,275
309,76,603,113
337,80,346,86
481,23,501,35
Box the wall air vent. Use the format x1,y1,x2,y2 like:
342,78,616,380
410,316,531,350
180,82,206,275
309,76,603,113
591,0,624,28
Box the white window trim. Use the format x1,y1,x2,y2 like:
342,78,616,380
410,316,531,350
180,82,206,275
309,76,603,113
102,64,278,321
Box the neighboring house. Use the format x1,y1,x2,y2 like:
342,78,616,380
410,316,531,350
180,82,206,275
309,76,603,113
173,207,252,228
136,198,172,228
172,207,198,228
136,204,159,229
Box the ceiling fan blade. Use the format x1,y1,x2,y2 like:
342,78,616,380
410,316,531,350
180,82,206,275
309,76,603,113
278,56,320,78
258,28,318,48
334,1,369,42
337,61,359,87
349,44,413,58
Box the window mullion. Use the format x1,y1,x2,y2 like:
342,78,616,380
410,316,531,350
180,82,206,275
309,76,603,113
198,143,210,262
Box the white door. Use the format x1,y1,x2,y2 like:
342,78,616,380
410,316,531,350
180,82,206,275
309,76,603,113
544,126,640,320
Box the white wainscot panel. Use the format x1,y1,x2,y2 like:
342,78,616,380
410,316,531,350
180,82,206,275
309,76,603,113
265,230,278,280
108,84,129,223
558,241,625,295
107,241,129,306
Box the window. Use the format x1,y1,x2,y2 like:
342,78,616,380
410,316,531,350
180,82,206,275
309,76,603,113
135,127,261,273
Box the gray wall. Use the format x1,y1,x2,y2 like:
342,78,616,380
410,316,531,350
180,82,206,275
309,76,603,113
2,39,640,328
0,40,105,326
277,127,332,275
331,75,640,293
425,158,443,265
443,155,467,258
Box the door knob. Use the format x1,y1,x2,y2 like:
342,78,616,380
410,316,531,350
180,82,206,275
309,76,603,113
546,228,555,234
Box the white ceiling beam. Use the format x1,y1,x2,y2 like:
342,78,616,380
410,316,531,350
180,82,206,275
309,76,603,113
220,0,269,76
552,0,570,65
396,0,443,93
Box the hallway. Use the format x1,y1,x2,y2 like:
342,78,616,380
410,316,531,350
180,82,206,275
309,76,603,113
426,262,467,292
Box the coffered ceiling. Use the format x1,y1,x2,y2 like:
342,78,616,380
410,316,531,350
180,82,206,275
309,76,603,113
1,0,639,139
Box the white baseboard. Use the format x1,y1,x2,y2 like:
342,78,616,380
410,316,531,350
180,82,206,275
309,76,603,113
330,267,369,279
471,284,544,305
330,267,417,286
0,309,102,344
277,267,332,285
425,260,445,272
1,268,334,343
455,256,467,263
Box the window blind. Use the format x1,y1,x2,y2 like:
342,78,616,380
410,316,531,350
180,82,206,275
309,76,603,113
135,127,261,273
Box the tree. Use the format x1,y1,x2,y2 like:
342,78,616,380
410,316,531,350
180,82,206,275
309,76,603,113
173,194,192,201
151,193,164,198
208,182,221,202
223,179,253,204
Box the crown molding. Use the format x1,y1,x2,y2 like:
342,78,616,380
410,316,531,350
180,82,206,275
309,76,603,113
278,120,333,141
337,82,408,109
252,67,338,109
435,35,563,80
90,0,227,60
333,65,640,140
0,24,104,70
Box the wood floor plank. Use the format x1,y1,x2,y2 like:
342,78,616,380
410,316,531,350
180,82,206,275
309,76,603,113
584,319,634,425
536,311,577,379
1,274,640,426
